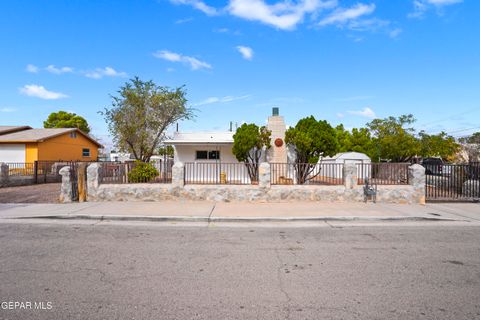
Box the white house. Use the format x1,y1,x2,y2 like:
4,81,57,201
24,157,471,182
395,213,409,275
164,131,252,183
164,108,290,184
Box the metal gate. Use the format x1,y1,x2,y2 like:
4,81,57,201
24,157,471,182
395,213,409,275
70,162,79,201
426,163,480,202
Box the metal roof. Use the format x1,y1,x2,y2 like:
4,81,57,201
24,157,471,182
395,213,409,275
164,131,234,145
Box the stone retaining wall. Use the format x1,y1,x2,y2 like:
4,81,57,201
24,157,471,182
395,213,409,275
81,162,426,204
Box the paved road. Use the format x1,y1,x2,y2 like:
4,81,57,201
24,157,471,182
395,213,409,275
1,222,479,319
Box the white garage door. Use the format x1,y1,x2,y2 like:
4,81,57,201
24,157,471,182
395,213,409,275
0,144,26,162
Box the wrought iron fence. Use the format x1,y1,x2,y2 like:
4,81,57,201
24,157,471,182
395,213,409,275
2,161,71,183
270,162,344,185
426,163,480,201
184,162,256,185
4,162,35,176
356,163,409,185
99,160,173,184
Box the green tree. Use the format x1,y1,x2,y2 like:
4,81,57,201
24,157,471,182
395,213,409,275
335,124,352,152
367,114,420,162
418,131,460,162
336,125,375,159
349,128,376,158
102,77,194,162
232,123,271,182
43,111,91,133
285,116,338,184
158,145,174,157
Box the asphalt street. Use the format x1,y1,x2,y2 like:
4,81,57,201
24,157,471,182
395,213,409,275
0,222,479,320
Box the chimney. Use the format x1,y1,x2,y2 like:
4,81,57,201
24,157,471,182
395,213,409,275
267,107,287,164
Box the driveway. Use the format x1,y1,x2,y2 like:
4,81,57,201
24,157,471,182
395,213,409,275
0,183,60,203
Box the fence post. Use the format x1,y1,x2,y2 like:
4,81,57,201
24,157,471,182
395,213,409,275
59,166,73,203
343,163,357,189
86,163,101,200
34,161,38,183
259,162,271,189
0,163,9,187
172,162,185,188
408,164,426,205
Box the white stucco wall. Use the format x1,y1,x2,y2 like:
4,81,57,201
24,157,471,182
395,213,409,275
174,144,250,183
0,144,26,163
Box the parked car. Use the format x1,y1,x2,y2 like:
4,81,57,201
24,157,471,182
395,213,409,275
421,157,443,175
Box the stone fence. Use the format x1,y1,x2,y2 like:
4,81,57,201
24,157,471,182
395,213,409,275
75,162,426,204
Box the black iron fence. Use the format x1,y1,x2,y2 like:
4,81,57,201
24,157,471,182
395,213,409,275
99,160,173,184
426,163,480,201
2,161,74,183
356,163,410,185
184,162,255,185
270,162,344,185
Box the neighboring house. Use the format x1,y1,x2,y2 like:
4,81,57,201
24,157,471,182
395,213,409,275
0,126,102,162
108,150,134,162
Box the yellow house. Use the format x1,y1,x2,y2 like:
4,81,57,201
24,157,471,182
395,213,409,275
0,126,102,162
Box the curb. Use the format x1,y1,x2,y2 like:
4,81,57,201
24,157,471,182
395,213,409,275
9,214,461,223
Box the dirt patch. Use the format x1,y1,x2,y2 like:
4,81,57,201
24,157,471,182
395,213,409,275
0,183,60,203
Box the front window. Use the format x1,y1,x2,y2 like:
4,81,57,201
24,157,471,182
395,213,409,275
82,148,91,157
196,150,220,160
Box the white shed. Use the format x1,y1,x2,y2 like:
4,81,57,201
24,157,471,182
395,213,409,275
317,152,372,180
321,152,371,165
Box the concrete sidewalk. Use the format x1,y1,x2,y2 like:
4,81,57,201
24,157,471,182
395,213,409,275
0,201,479,223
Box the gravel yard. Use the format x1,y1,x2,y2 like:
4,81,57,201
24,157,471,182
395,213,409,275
0,183,60,203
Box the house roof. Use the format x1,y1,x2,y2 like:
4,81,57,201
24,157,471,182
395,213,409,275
0,126,32,135
164,132,234,145
0,128,103,147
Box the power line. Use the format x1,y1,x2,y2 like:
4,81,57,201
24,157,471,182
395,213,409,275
417,107,480,129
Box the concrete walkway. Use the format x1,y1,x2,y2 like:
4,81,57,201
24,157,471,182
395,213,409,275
0,201,479,223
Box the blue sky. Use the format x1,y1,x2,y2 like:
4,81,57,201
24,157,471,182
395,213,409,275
0,0,479,148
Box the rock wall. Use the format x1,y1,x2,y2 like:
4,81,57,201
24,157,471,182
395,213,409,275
86,162,426,204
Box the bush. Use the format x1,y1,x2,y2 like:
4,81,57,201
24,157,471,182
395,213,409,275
127,161,159,183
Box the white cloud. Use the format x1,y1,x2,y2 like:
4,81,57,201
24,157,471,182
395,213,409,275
26,64,39,73
194,95,250,106
228,0,337,30
19,84,68,100
175,17,194,24
84,67,127,79
0,107,16,112
318,3,375,27
336,112,344,118
45,65,74,74
389,27,402,38
170,0,219,16
347,107,376,119
153,50,212,70
408,0,462,18
236,46,254,60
